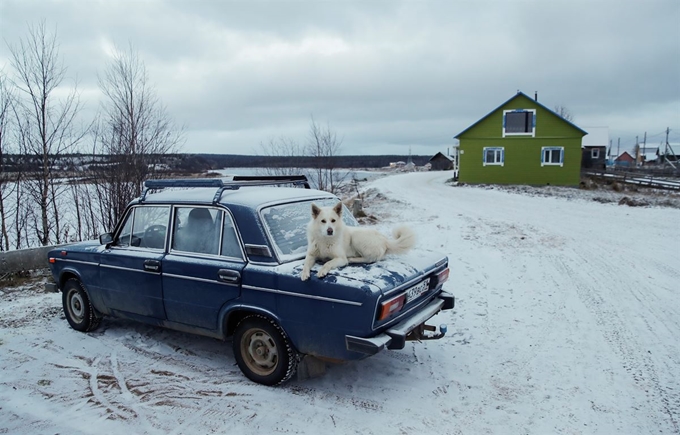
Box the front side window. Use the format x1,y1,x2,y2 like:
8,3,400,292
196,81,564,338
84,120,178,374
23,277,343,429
261,199,357,262
541,147,564,167
113,210,134,247
483,147,504,166
114,206,170,249
503,109,536,137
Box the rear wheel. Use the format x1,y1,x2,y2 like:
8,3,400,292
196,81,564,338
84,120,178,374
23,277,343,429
62,278,101,332
232,315,298,386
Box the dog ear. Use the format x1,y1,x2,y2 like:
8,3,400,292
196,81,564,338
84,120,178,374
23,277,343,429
333,202,343,216
311,203,321,219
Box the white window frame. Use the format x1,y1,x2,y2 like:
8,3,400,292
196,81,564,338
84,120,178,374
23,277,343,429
591,148,600,159
541,146,564,167
503,109,536,138
483,147,504,166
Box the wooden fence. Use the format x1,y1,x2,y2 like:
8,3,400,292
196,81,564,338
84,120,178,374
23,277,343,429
583,171,680,191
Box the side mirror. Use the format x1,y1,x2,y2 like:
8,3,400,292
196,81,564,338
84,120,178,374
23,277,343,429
99,233,113,245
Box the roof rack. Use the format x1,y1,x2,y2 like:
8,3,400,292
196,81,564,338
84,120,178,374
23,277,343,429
140,175,311,203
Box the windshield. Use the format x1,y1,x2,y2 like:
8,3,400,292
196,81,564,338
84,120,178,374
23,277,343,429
261,199,358,262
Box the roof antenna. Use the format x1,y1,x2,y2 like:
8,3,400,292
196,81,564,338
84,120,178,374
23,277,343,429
535,91,538,101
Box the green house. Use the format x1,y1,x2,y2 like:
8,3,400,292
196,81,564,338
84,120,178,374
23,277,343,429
454,92,587,186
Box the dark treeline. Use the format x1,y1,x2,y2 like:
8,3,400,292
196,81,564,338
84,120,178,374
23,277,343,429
0,153,434,174
196,154,432,169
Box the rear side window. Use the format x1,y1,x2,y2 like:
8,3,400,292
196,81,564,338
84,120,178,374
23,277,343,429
171,207,243,259
261,199,357,262
172,207,220,256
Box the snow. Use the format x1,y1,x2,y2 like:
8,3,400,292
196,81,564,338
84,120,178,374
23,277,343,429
1,171,679,434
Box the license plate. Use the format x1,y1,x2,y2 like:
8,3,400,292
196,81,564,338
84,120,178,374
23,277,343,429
406,279,430,303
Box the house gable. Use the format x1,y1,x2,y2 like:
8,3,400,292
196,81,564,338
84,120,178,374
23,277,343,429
454,92,588,186
455,92,587,140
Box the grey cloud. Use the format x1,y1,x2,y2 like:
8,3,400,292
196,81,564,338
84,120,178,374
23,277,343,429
1,0,678,155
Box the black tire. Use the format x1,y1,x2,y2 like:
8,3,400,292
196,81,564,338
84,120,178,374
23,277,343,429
232,315,299,386
62,278,101,332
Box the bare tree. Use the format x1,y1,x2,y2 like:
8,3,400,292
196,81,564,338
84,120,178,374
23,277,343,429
91,43,184,230
8,21,85,246
554,105,574,122
306,116,347,193
0,70,16,250
258,136,306,177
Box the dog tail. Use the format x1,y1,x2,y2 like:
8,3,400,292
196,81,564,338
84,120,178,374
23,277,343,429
386,226,416,255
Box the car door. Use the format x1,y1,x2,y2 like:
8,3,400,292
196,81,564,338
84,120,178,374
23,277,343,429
98,205,169,319
162,206,245,331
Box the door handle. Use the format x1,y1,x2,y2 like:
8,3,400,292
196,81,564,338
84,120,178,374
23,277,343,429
144,259,161,272
218,269,240,284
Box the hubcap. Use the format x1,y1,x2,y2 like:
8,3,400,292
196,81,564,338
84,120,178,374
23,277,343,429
68,290,85,322
241,328,278,376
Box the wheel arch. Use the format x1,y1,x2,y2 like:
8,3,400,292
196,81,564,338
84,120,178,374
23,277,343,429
221,305,284,339
58,269,84,292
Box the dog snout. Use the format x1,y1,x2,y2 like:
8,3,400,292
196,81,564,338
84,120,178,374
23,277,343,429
326,227,334,236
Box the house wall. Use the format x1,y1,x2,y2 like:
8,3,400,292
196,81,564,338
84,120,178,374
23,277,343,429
582,146,607,170
429,155,453,171
457,95,584,186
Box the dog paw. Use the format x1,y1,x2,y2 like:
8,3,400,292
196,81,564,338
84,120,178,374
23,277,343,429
301,270,310,281
317,268,329,278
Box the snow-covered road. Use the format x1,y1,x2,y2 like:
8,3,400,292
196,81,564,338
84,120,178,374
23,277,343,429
1,171,678,434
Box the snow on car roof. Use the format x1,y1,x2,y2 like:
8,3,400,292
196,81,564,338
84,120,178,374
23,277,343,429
139,186,336,208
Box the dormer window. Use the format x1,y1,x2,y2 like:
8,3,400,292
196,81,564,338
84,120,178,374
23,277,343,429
503,109,536,137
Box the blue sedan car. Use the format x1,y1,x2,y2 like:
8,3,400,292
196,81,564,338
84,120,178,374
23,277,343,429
46,176,454,385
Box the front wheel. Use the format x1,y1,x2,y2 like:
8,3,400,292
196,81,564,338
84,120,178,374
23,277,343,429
232,315,298,386
62,278,101,332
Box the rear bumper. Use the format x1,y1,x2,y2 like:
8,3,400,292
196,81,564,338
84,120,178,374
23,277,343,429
345,291,454,355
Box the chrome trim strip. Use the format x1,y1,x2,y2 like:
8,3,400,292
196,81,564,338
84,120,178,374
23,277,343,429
242,284,362,306
99,264,157,274
163,272,238,287
53,258,98,267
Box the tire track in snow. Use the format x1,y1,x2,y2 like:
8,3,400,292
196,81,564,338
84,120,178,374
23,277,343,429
554,248,679,434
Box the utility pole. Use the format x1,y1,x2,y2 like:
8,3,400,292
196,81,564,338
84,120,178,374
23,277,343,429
664,127,677,169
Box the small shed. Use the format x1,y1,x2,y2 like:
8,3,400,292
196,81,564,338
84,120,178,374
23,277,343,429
429,152,454,171
581,127,608,170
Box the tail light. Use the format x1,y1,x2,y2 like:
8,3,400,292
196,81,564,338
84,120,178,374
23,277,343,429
436,268,449,285
378,293,406,321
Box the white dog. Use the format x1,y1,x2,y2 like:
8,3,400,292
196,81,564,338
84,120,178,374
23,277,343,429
300,202,416,281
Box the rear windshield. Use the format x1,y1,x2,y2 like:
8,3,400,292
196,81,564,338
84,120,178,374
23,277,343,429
261,199,358,262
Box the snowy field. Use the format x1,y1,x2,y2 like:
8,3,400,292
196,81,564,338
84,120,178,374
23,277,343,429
1,171,679,434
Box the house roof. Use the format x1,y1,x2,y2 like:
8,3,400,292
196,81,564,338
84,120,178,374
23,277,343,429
615,151,634,161
454,91,588,139
660,143,680,157
582,127,609,147
429,152,454,162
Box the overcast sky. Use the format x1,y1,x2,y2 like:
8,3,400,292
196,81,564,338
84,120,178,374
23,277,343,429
1,0,679,156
